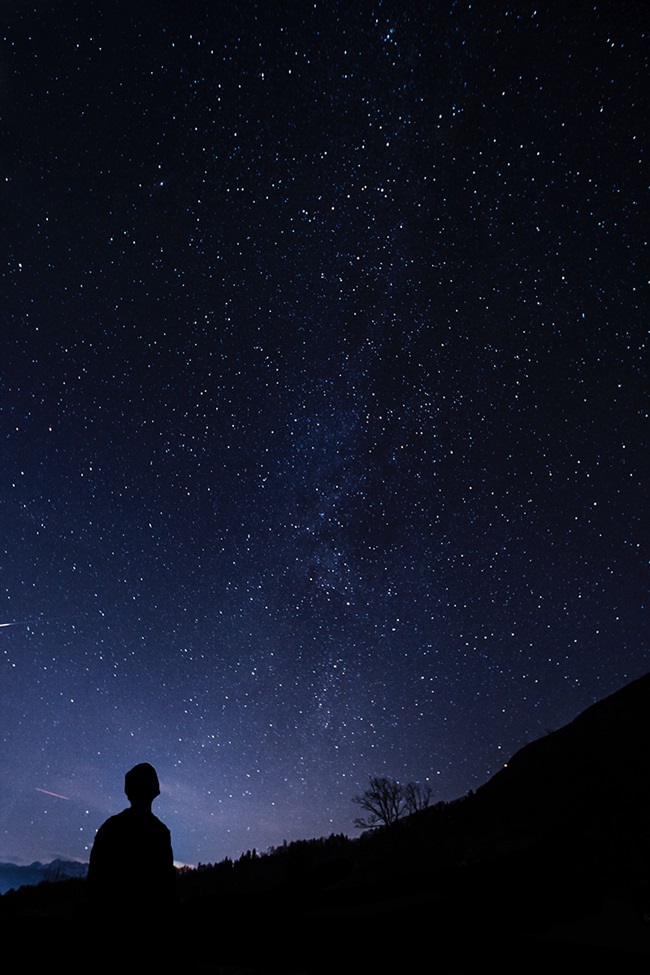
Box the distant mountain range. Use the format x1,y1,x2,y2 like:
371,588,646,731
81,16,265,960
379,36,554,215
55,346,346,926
0,858,87,894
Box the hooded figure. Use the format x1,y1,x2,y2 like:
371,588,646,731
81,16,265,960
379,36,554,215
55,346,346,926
87,763,176,923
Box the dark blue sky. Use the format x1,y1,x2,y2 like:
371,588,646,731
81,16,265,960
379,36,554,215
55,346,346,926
1,0,647,867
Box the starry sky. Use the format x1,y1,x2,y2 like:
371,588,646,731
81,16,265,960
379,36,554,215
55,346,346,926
1,0,647,868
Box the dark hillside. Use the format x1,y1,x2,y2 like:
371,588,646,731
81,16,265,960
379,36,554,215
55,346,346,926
462,672,650,877
476,671,650,819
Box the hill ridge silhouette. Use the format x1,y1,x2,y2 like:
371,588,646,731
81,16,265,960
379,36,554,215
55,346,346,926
463,672,650,853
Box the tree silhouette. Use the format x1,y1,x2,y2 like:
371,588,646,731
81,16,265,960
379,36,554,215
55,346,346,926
352,775,432,829
403,780,433,815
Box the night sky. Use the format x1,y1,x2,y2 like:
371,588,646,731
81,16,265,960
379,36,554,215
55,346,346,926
1,1,647,868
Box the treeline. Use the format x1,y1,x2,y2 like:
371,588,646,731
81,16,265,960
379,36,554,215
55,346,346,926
175,831,357,902
174,796,468,906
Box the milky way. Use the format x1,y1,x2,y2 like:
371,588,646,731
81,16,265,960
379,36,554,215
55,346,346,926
1,1,647,867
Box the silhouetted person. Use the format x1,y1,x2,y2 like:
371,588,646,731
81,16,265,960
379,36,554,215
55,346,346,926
87,762,176,926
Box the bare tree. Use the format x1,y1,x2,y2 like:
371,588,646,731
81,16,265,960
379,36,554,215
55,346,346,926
352,775,405,830
352,775,433,829
402,780,433,815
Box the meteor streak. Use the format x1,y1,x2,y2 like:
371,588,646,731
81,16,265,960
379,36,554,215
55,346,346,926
36,788,71,800
0,616,85,629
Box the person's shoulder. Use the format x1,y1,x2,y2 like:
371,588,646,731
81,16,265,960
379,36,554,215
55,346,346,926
97,809,130,833
151,813,171,834
107,808,131,822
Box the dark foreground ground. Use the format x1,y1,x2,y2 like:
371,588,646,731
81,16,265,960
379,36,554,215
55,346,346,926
3,863,649,974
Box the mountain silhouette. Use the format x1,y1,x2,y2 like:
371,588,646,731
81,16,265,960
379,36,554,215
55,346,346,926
478,671,650,810
462,672,650,875
0,858,87,895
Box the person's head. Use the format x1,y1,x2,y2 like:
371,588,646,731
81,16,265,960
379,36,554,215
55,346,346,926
124,762,160,807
